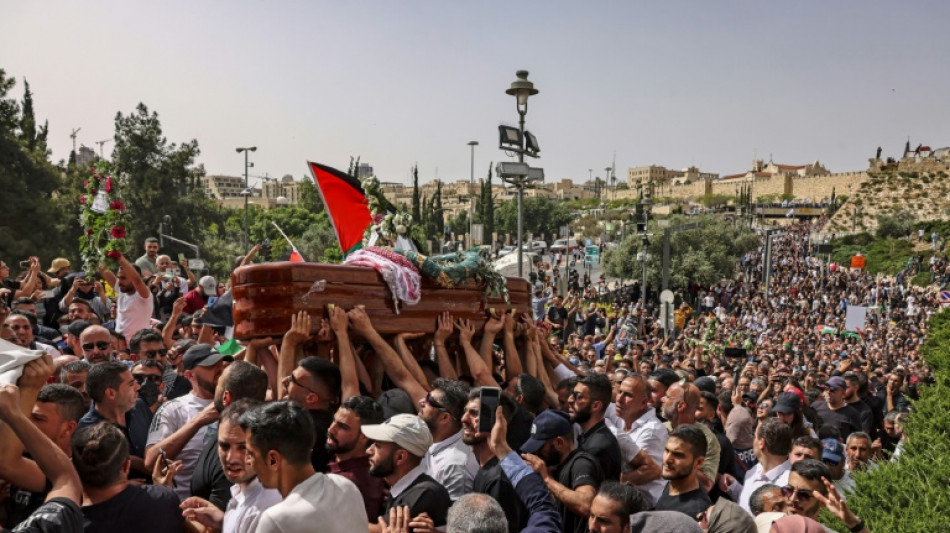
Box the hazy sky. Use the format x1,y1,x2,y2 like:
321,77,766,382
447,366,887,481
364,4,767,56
3,1,949,188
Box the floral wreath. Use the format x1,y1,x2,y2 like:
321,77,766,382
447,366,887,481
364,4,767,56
361,175,422,247
79,161,130,276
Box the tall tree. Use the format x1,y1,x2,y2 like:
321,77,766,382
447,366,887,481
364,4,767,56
112,103,215,255
297,178,325,214
0,70,67,262
433,180,444,237
493,196,572,243
411,164,421,223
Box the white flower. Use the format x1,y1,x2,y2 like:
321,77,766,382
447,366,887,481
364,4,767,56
396,224,407,234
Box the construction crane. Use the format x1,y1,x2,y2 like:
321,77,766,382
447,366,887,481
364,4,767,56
70,128,81,155
96,139,112,158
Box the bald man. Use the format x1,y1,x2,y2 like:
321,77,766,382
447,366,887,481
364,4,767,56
659,382,720,483
79,325,113,364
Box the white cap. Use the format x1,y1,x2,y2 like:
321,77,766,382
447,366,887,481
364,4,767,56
198,275,217,294
361,414,433,457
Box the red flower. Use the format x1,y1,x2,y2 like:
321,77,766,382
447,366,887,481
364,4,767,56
110,201,125,211
83,180,89,187
105,177,114,193
106,251,122,260
110,226,126,239
79,195,86,204
86,229,94,236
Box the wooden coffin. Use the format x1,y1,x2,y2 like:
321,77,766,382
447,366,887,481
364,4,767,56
230,262,531,340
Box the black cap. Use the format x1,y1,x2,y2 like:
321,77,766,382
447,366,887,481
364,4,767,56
771,391,802,414
67,320,91,338
694,376,717,395
182,344,231,371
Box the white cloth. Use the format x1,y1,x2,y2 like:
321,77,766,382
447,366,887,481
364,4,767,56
256,472,367,533
115,289,154,342
423,430,478,501
612,408,669,505
146,393,212,500
0,339,44,386
738,460,791,514
222,477,282,533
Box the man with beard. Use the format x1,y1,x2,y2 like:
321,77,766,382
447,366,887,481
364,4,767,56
654,425,712,518
181,399,283,533
647,368,679,419
613,374,667,505
660,382,720,487
145,343,227,500
781,459,870,533
190,360,269,510
4,312,60,357
326,395,387,520
520,409,602,533
419,377,478,501
569,373,621,482
240,401,367,533
135,236,161,277
78,325,113,364
59,359,92,409
363,414,451,531
98,253,153,344
812,376,861,440
460,388,527,532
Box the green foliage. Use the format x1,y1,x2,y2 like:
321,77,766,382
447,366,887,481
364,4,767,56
602,215,757,288
875,209,916,239
112,103,217,253
493,196,573,241
829,237,914,275
297,179,324,214
845,311,950,532
0,69,73,265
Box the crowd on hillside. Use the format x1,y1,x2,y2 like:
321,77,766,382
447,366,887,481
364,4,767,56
0,217,939,533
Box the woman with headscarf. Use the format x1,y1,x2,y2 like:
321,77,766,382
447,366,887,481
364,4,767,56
699,498,756,533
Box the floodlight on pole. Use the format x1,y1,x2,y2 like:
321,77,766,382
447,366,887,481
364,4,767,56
467,141,478,247
503,70,539,278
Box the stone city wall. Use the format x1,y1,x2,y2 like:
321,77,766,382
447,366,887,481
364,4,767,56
660,171,867,201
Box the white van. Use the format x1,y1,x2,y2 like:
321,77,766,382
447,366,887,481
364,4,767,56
550,238,579,253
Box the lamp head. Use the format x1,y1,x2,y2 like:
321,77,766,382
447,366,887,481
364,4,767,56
505,70,539,106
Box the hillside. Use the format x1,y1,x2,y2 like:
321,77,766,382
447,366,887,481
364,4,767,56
827,166,950,233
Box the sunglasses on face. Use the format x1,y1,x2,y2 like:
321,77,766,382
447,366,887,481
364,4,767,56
423,392,448,411
822,458,841,467
132,374,162,385
781,485,814,503
142,348,168,359
82,341,111,351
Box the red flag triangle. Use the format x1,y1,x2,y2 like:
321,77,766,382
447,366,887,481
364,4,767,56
307,162,371,256
289,250,305,263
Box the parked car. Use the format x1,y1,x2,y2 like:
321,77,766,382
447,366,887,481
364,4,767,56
498,245,517,257
550,238,580,254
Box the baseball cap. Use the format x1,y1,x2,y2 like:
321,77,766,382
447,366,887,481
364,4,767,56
47,258,70,273
824,376,847,390
198,276,217,294
520,410,573,454
693,376,716,395
360,414,432,457
182,343,231,371
821,438,845,464
67,320,91,338
771,391,802,414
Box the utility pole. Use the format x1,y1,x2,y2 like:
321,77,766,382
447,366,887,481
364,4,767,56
637,177,652,308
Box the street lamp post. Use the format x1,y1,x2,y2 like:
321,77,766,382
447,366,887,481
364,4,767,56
505,70,539,277
236,146,257,254
468,141,478,248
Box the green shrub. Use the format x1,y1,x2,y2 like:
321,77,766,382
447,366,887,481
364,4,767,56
846,310,950,532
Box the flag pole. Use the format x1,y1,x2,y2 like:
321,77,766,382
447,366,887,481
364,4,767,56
271,221,304,261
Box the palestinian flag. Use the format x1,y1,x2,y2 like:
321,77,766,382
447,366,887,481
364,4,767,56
307,162,372,256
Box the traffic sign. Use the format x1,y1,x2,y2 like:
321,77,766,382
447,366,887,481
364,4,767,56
188,258,206,271
660,290,674,303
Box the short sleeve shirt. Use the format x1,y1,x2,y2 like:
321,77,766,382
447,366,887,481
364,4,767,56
576,419,622,482
115,290,153,343
147,393,212,500
654,485,712,518
557,449,602,533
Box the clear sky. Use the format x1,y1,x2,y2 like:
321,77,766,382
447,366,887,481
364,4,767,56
3,1,949,188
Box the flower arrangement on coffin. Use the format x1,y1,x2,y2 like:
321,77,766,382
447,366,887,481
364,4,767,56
79,161,130,276
361,175,423,247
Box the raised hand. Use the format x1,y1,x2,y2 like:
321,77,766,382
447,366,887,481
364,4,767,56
283,311,312,346
17,354,54,391
456,318,476,345
434,311,454,344
346,306,374,336
328,307,349,335
316,317,333,343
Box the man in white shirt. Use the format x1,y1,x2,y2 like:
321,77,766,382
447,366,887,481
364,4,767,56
419,378,478,501
613,375,667,504
145,344,226,500
181,399,282,533
737,418,793,513
99,252,153,343
241,401,367,533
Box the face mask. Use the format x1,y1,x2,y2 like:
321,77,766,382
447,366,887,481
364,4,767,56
139,378,160,406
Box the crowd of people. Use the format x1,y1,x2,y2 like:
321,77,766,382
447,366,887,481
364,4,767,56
0,215,939,533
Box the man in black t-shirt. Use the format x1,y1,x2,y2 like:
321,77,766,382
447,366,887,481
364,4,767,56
521,409,603,533
570,373,621,482
812,377,862,439
654,425,712,519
